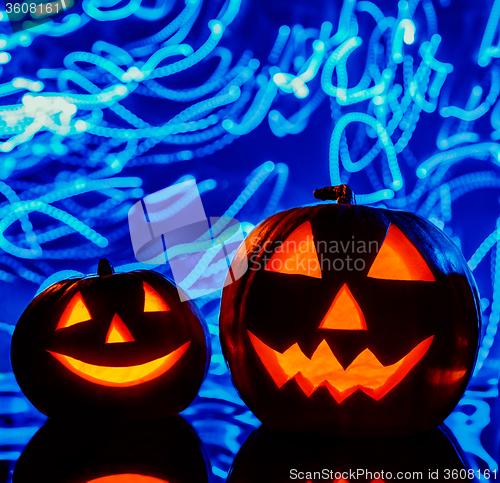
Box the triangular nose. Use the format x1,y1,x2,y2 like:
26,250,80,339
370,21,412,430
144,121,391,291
105,313,135,344
319,283,367,330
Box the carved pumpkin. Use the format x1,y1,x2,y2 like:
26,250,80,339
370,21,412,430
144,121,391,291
11,259,210,421
220,185,480,435
13,416,209,483
227,424,468,483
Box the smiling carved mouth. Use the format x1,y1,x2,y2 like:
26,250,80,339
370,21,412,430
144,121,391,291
47,341,190,388
248,331,434,403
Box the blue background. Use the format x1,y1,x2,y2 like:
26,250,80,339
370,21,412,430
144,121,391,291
0,0,498,480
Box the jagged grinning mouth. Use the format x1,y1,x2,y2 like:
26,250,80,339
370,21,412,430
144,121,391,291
248,331,434,403
47,341,190,388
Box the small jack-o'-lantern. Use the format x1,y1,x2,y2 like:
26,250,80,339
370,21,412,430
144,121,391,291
227,425,468,483
220,185,480,435
11,259,210,421
13,416,209,483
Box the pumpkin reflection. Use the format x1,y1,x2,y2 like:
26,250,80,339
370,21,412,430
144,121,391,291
87,476,167,483
87,477,167,483
13,416,209,483
227,425,469,483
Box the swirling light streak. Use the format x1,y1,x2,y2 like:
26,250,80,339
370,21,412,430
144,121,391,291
441,66,500,121
472,218,500,375
419,172,500,218
329,111,403,190
478,0,500,67
416,143,500,178
0,200,108,258
82,0,143,21
126,0,201,56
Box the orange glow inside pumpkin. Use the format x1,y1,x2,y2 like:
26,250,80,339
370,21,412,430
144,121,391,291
426,368,468,386
50,280,188,386
264,222,322,279
47,341,190,387
105,314,135,344
144,282,170,312
367,225,435,282
86,475,168,483
252,225,439,402
56,293,91,330
319,284,366,330
249,331,434,403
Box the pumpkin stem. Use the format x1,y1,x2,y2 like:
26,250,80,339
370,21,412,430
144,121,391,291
313,185,356,204
98,258,115,276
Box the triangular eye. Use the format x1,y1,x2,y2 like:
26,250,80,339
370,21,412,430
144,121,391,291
264,222,322,279
56,292,92,330
367,225,435,282
143,282,170,312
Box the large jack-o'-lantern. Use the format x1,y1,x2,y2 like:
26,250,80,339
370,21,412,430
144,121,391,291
220,185,480,435
11,259,210,421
